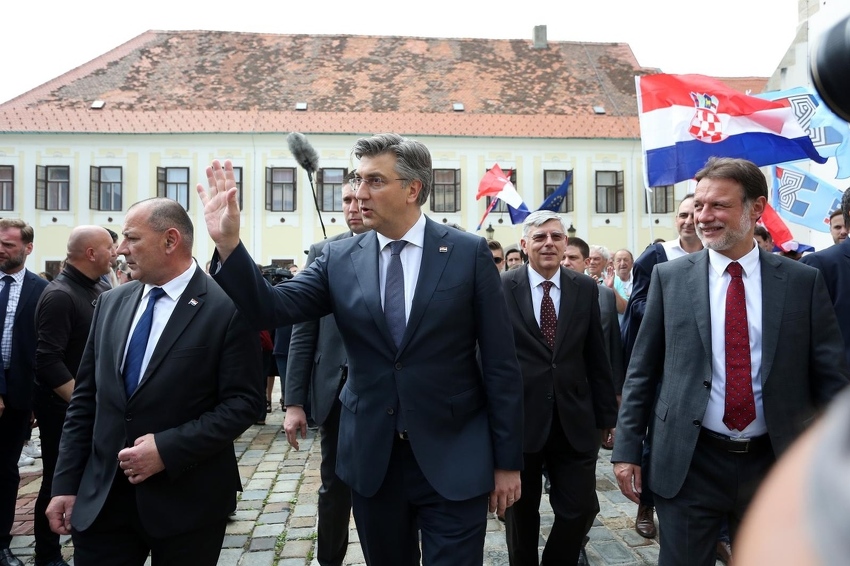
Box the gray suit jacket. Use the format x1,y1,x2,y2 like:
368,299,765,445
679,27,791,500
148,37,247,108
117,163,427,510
613,249,849,499
285,231,352,424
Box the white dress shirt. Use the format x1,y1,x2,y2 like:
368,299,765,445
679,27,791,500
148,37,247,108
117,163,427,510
527,265,561,326
0,270,25,369
121,261,197,388
377,213,426,323
702,245,767,438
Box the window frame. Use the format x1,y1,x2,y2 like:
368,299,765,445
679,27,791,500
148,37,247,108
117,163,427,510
89,165,123,211
645,184,675,214
265,167,297,212
595,170,624,214
0,166,13,211
485,168,516,213
35,165,70,211
543,169,574,213
156,166,191,210
317,167,348,212
430,169,461,213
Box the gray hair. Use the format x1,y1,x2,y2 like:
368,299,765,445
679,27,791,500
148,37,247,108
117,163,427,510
589,245,611,262
521,210,565,239
352,133,433,206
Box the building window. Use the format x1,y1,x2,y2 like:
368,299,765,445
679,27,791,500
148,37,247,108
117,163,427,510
430,169,461,213
90,166,122,211
232,166,243,211
35,165,70,211
595,170,624,213
543,170,573,213
318,168,347,212
645,185,675,214
156,167,190,210
485,168,516,213
265,167,296,212
0,166,13,211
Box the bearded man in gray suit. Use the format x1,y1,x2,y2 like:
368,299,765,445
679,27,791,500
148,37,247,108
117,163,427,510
613,157,849,566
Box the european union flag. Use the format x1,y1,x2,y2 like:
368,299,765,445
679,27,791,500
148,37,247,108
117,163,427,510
538,172,572,212
772,165,843,232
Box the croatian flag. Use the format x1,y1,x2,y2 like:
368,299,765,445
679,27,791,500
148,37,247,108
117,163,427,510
772,164,843,233
637,74,827,187
475,164,530,228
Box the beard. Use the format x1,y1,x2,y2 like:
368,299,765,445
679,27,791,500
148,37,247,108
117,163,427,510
697,205,754,252
0,249,26,273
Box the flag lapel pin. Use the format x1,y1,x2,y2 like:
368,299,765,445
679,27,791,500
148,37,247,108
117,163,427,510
439,246,448,253
188,298,199,306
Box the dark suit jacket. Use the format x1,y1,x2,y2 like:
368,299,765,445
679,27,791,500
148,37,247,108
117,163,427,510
598,285,625,395
613,249,849,499
0,269,48,410
620,242,667,364
214,217,524,500
53,267,263,537
286,231,352,425
501,266,617,453
800,239,850,367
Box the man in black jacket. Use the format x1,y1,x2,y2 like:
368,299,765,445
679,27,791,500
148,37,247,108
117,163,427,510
33,226,115,566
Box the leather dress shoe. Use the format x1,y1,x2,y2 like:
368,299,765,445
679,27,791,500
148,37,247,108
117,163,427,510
715,540,733,565
635,504,657,538
35,559,70,566
0,548,23,566
577,546,589,565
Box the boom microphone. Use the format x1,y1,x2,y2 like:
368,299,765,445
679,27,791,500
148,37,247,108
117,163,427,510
286,132,326,239
287,132,319,178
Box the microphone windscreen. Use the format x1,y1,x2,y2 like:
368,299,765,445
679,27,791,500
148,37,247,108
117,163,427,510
287,132,320,173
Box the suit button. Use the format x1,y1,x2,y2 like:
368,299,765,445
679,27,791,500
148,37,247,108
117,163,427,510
703,381,710,388
125,413,132,422
551,363,557,369
693,419,701,426
546,394,554,400
387,408,394,415
394,363,402,370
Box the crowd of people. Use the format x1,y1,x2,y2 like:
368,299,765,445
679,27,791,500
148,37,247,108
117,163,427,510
1,133,849,566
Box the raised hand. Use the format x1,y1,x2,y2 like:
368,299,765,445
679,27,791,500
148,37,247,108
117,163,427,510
196,159,242,262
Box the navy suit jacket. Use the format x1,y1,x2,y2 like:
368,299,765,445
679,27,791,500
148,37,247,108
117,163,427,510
214,216,524,500
800,238,850,367
620,243,667,364
1,269,48,410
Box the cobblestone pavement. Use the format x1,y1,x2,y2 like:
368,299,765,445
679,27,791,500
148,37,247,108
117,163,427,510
12,394,729,565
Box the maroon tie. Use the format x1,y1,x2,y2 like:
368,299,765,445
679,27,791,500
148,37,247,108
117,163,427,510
723,262,755,431
540,281,557,349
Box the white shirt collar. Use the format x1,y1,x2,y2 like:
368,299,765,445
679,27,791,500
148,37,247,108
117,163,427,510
707,243,760,277
376,212,426,250
527,265,561,290
142,260,196,302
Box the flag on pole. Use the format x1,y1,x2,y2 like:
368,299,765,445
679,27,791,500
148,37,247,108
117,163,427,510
757,87,850,179
772,164,843,233
538,172,572,212
475,164,530,228
636,74,827,187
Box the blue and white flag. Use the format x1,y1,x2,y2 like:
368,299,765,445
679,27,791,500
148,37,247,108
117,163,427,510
758,87,850,179
772,164,843,232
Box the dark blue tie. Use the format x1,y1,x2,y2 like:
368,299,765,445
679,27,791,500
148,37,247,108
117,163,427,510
123,287,165,397
384,240,408,349
0,276,14,369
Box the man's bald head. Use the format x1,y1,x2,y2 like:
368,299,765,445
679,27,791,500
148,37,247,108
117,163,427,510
66,225,116,279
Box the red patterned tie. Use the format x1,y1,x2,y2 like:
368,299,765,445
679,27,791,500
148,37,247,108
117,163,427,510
540,281,557,349
723,262,755,431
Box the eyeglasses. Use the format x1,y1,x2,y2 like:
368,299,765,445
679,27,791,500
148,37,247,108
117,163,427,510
493,257,504,264
529,232,566,243
349,176,409,189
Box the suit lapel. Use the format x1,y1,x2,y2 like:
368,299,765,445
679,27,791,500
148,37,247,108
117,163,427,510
554,267,578,353
351,232,396,352
135,267,207,393
688,251,713,359
401,220,451,354
509,267,549,348
759,251,786,384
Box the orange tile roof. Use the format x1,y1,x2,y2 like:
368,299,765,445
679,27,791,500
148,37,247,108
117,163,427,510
0,30,653,138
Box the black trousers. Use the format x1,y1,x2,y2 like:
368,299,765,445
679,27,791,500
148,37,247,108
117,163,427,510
316,397,351,566
351,438,489,566
654,433,774,566
0,406,29,549
505,417,600,566
32,386,68,562
71,472,227,566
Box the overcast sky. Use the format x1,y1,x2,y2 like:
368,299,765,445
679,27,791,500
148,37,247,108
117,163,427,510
2,0,842,105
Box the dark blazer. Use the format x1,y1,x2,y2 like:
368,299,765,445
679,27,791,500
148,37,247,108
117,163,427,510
286,231,352,425
598,285,625,395
613,249,849,499
214,217,524,500
800,238,850,367
53,267,263,537
1,269,48,410
501,266,617,453
620,242,667,363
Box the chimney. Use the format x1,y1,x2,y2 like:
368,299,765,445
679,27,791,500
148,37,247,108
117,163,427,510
533,25,548,49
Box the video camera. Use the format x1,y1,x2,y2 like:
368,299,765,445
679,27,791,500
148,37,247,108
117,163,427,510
261,266,293,286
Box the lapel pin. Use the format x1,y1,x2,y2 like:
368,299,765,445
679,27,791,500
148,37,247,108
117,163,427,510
439,246,448,253
188,298,198,306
